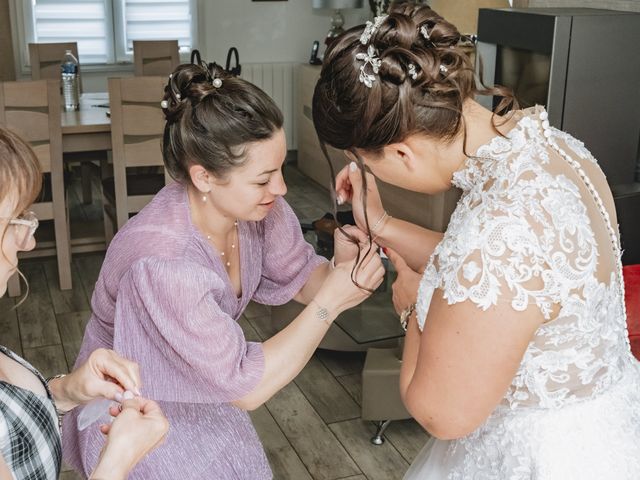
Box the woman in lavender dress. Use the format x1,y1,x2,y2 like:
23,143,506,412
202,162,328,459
62,63,384,479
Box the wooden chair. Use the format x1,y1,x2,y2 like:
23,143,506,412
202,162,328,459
29,42,100,205
133,40,180,76
0,79,72,295
29,42,82,90
102,76,170,244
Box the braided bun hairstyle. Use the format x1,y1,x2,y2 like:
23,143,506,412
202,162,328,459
312,0,516,154
162,62,283,183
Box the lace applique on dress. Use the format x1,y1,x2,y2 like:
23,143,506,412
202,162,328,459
406,106,640,480
416,107,630,410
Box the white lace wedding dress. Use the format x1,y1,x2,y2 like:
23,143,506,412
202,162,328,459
405,107,640,480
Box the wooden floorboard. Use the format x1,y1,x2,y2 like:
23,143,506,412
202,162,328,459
73,253,104,301
336,373,362,407
383,420,430,465
56,310,92,369
250,406,313,480
44,259,91,315
266,382,361,480
0,296,21,356
329,419,409,480
16,263,61,349
293,356,361,424
23,344,69,378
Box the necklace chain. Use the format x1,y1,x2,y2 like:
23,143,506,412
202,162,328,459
206,220,238,269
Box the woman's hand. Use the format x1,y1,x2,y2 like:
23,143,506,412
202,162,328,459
316,242,385,317
335,162,386,234
333,224,371,265
90,396,168,480
387,248,422,316
49,348,141,412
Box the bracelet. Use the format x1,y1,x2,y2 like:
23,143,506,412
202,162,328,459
399,303,416,332
45,373,68,427
370,211,389,234
310,299,332,326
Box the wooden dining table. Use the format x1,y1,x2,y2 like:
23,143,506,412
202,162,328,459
61,92,111,153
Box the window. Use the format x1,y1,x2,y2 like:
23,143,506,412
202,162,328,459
13,0,196,68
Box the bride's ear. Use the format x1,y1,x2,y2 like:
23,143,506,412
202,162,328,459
382,142,417,172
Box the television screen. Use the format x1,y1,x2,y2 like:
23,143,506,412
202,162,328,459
494,45,551,109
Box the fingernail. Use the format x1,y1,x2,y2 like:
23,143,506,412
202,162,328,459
114,392,123,403
134,387,141,396
336,194,343,205
349,161,357,172
123,390,134,400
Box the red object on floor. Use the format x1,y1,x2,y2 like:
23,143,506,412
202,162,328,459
623,265,640,361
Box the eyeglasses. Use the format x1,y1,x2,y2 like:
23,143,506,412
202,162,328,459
0,211,39,249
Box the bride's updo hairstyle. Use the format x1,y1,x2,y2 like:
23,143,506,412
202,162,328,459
161,61,283,183
312,0,516,155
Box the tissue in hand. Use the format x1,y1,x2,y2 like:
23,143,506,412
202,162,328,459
77,398,112,431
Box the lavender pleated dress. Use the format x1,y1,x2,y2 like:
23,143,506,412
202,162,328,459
62,182,326,479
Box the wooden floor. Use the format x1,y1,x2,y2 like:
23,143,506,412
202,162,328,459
2,161,429,479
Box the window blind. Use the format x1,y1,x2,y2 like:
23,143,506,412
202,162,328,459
122,0,192,54
32,0,111,64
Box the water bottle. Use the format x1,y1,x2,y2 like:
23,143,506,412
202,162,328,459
61,50,80,112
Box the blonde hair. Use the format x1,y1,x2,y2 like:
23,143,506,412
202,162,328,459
0,126,43,304
0,126,42,215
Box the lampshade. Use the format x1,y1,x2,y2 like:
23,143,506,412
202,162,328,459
312,0,364,9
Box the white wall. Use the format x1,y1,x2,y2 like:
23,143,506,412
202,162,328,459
199,0,371,65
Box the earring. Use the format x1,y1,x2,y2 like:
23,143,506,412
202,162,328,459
202,194,207,202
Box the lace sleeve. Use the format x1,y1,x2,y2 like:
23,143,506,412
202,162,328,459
417,206,562,331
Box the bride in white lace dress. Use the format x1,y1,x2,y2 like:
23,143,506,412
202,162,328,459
312,2,640,478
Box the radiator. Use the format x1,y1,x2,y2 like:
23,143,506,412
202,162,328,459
240,62,297,150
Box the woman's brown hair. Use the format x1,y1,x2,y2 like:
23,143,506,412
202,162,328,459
161,61,284,183
312,1,517,235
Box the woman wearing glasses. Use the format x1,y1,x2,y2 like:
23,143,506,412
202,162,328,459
0,125,169,480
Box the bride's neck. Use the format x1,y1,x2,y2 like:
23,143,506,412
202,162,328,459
460,99,515,157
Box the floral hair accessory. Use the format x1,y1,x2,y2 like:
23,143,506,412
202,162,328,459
360,14,387,45
356,45,382,88
408,63,418,80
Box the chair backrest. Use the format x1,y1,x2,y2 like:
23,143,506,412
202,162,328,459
0,79,72,293
108,75,170,216
0,79,62,178
29,42,83,91
133,40,179,76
